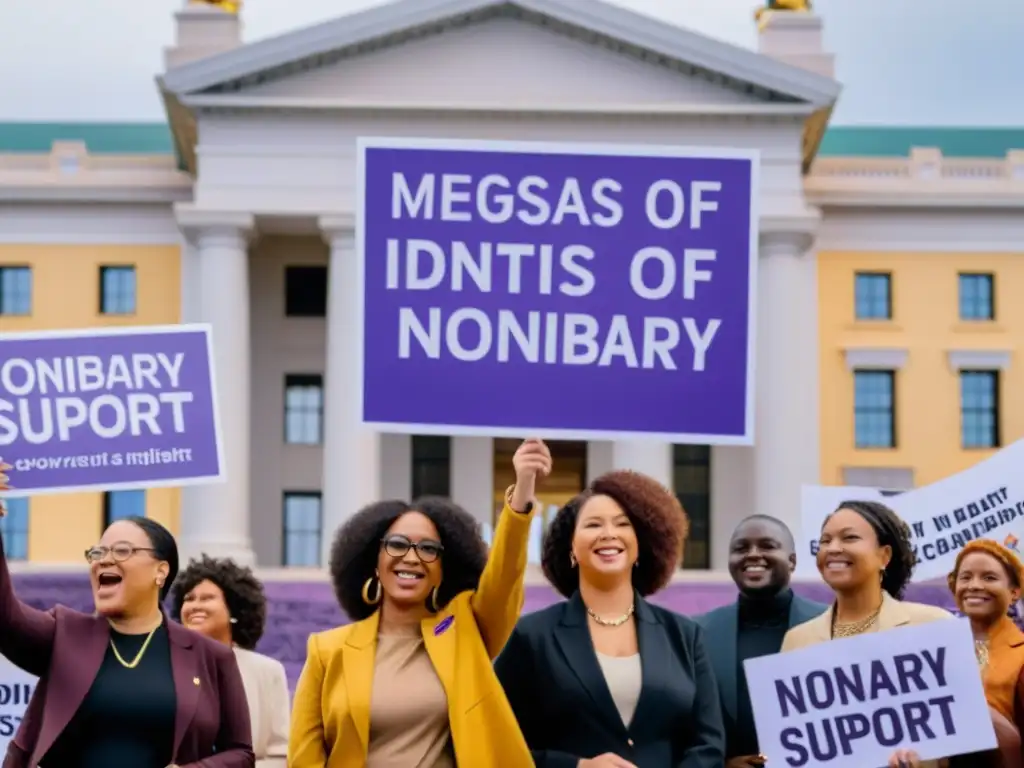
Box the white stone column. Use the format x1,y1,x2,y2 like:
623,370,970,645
610,441,673,490
585,441,613,484
451,437,494,527
319,216,381,565
175,207,256,565
379,434,412,500
752,216,821,534
179,241,200,324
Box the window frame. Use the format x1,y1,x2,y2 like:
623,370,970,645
0,265,32,316
958,272,995,321
960,370,1000,449
853,272,892,321
99,265,138,316
103,489,147,526
284,374,325,445
282,491,322,567
284,266,328,318
853,370,897,449
0,497,30,560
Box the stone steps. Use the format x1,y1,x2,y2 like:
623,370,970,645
10,574,960,688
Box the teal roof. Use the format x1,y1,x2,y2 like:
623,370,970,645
0,122,1020,158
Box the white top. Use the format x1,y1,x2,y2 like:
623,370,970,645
233,646,291,767
595,652,642,728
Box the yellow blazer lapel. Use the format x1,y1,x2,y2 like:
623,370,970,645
342,611,380,751
805,606,834,644
421,610,457,705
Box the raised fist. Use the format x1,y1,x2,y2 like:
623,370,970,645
509,440,552,513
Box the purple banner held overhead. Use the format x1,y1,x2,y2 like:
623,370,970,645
0,325,223,495
358,138,759,444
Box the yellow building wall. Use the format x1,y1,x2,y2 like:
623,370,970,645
819,251,1024,487
0,244,182,561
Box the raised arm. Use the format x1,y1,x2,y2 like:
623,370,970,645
183,645,254,767
470,439,551,658
288,634,329,767
256,657,290,768
0,465,57,677
675,623,726,768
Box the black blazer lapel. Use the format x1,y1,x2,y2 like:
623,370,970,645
702,604,739,725
789,595,828,629
553,592,626,736
627,597,671,740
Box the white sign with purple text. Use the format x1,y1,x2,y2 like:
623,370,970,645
745,619,995,767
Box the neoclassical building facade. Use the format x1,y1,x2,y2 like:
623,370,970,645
0,0,1021,569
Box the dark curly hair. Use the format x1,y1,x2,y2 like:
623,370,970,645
827,500,916,599
169,555,267,650
330,497,488,621
542,470,688,598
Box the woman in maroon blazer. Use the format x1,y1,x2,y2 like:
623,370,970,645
0,465,254,768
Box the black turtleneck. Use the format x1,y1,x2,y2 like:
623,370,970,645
733,587,794,757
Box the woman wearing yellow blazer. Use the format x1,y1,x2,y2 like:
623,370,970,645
288,439,551,768
782,501,952,768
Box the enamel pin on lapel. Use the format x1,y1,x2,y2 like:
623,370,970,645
433,615,454,636
193,677,201,686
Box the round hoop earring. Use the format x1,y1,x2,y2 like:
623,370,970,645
362,576,382,605
569,553,577,568
428,585,441,613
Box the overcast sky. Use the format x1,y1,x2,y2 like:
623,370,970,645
1,0,1021,124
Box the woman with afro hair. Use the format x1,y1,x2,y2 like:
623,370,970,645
946,540,1024,768
289,439,552,768
172,555,290,767
494,469,725,767
782,501,953,768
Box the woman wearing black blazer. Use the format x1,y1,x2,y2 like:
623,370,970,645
495,471,724,768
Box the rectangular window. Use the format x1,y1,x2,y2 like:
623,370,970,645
283,492,322,567
961,371,1000,449
672,445,711,570
854,272,892,320
285,266,328,317
284,375,324,445
958,273,994,320
0,498,29,560
100,266,137,315
854,371,896,448
0,266,32,316
412,436,451,498
103,490,146,526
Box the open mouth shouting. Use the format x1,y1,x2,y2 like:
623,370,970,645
95,571,124,598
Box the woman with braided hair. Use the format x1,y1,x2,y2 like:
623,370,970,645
782,501,951,768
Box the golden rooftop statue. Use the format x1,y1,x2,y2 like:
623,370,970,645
755,0,812,30
188,0,241,13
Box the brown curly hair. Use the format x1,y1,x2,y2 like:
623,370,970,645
542,470,688,598
946,539,1024,593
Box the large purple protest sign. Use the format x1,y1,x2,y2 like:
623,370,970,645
0,325,223,495
357,137,758,443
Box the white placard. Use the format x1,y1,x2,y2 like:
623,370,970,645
744,619,996,767
0,655,36,755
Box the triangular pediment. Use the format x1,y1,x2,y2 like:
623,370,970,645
161,0,839,109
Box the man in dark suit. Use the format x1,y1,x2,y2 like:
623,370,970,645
697,515,826,768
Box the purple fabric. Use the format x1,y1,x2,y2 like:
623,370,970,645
10,574,971,689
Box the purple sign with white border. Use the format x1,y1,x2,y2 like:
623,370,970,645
358,137,758,444
0,324,224,495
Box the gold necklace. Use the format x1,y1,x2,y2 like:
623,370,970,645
832,605,882,638
975,639,990,670
586,603,635,627
109,624,160,669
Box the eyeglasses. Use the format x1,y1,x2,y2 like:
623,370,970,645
85,542,155,563
380,535,444,563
